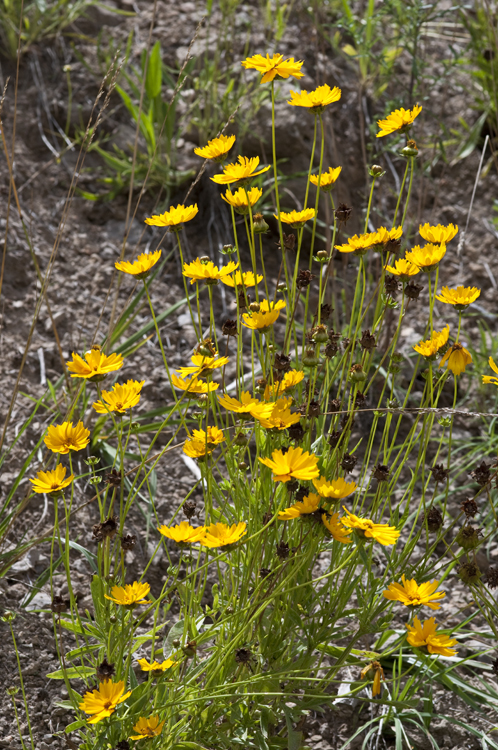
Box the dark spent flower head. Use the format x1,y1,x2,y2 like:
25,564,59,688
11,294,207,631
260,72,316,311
486,568,498,589
329,399,341,413
354,391,366,409
325,342,338,358
302,399,320,418
384,275,399,297
278,233,296,252
276,541,290,559
430,464,449,483
121,534,136,551
237,290,249,311
295,486,308,503
114,742,131,750
93,516,118,542
183,500,197,520
425,508,443,532
106,469,121,487
360,329,376,350
461,497,478,518
341,453,358,473
274,352,291,371
235,648,252,664
288,422,305,442
455,525,481,550
404,280,423,300
373,463,390,482
335,203,352,224
222,319,238,337
328,430,342,448
319,303,333,322
385,237,402,255
470,461,491,486
286,479,299,493
51,595,69,614
458,561,482,585
296,269,315,289
260,568,272,579
97,658,115,681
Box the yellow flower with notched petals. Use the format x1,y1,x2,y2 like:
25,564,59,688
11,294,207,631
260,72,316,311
218,391,274,422
145,204,198,229
115,250,161,278
137,657,177,672
335,232,378,256
439,343,472,376
176,353,229,379
30,464,74,494
221,270,263,288
183,258,239,285
79,679,131,725
312,476,357,500
264,369,305,400
278,492,321,519
93,380,145,414
406,617,457,657
274,208,316,227
211,156,271,185
157,521,206,544
242,299,286,332
419,222,458,244
221,186,262,214
200,522,247,548
130,716,165,740
405,243,446,271
104,581,150,607
375,225,403,244
435,285,480,308
183,426,225,458
342,508,400,546
287,84,341,112
376,104,422,137
413,326,449,358
44,421,90,454
385,258,420,281
241,53,304,84
322,512,352,544
66,347,123,381
258,397,301,430
259,446,320,483
309,166,342,191
483,356,498,387
171,373,219,394
383,575,445,609
194,134,236,161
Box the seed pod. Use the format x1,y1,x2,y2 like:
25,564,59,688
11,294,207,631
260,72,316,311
458,561,481,585
455,525,481,550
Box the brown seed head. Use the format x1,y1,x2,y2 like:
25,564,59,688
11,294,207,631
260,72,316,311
222,319,238,337
470,461,491,486
114,742,131,750
486,568,498,589
237,290,249,311
276,541,290,559
296,269,315,290
325,342,338,358
93,515,118,542
329,399,341,413
455,525,482,550
430,464,449,483
295,486,308,503
384,275,399,297
360,329,376,351
385,238,402,256
461,497,478,518
97,657,115,682
51,595,69,614
425,507,443,532
458,561,482,585
373,463,390,482
120,534,136,551
260,568,272,579
319,303,333,322
183,500,197,520
404,280,423,300
341,453,357,473
335,203,352,224
274,352,291,372
288,422,305,442
278,232,296,252
235,647,252,664
353,391,366,409
106,469,121,488
328,430,342,449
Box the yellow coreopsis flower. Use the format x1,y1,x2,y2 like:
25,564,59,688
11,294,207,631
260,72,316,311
158,521,206,544
200,521,247,548
104,581,150,607
93,380,145,414
30,464,74,494
258,397,301,430
130,716,165,740
312,476,357,500
309,166,342,192
137,657,177,672
241,53,304,84
383,575,445,610
264,369,305,400
287,84,341,112
221,186,262,214
211,156,271,185
335,232,379,256
218,391,275,422
419,222,458,244
342,508,400,546
405,617,457,657
259,446,320,483
79,679,131,725
483,356,498,387
274,208,316,227
376,104,422,137
171,373,219,394
278,492,321,519
44,421,90,454
115,250,161,279
435,285,480,309
405,243,446,272
144,204,198,230
66,347,123,381
183,426,226,458
183,258,239,285
375,225,403,244
322,512,352,543
413,325,449,358
176,353,229,379
439,343,472,376
242,299,286,332
221,270,263,288
194,134,236,161
384,258,420,281
361,662,384,697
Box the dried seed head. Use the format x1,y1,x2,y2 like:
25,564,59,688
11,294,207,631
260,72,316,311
93,515,118,542
455,525,481,550
260,568,272,579
120,534,136,551
182,640,197,657
329,399,341,413
404,280,423,300
342,337,351,350
295,486,308,503
183,500,197,520
51,595,69,614
97,657,115,682
288,422,305,442
354,391,366,409
300,399,320,419
341,453,357,473
296,269,315,290
106,469,121,487
280,233,296,252
425,507,443,532
335,203,352,224
276,541,290,559
360,329,376,351
349,363,366,383
222,319,238,337
312,324,329,344
384,275,399,297
458,561,482,585
319,303,333,322
430,464,449,483
372,463,390,482
325,342,338,358
286,479,299,494
328,430,342,449
114,742,131,750
486,568,498,589
237,290,249,311
235,647,252,664
470,461,491,486
274,352,291,372
461,497,478,518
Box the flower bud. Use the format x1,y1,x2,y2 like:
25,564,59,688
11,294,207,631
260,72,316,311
349,364,366,383
458,561,482,585
221,244,235,255
313,324,329,344
199,255,211,264
455,525,481,550
238,461,249,471
253,213,269,234
400,141,419,158
302,348,319,367
233,433,249,447
369,164,386,177
249,302,261,313
315,250,329,262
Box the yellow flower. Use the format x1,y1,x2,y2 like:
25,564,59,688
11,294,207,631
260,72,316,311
309,166,342,192
483,356,498,387
218,391,275,422
360,662,384,697
439,343,472,376
259,446,320,483
194,134,236,161
312,476,357,500
200,521,247,548
322,512,352,544
435,285,480,309
79,680,131,724
264,369,305,400
274,208,316,227
287,84,341,112
176,353,229,379
30,464,74,494
104,581,150,607
383,575,445,610
183,426,226,458
241,53,304,84
93,380,145,414
335,232,378,256
221,186,262,214
211,156,271,185
419,222,458,244
130,716,165,740
405,617,457,657
171,373,219,394
413,325,449,358
242,299,286,332
405,243,446,272
44,421,90,454
221,270,263,288
66,347,123,381
115,250,161,279
278,492,321,519
137,657,177,672
258,397,301,430
342,508,400,546
157,521,206,544
375,226,403,244
376,104,422,137
183,258,239,285
144,203,198,230
384,258,420,281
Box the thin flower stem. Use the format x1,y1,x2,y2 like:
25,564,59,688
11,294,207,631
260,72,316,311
271,81,290,292
9,623,35,750
392,159,410,228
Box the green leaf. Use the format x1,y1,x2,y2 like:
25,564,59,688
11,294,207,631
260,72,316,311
163,620,185,658
47,666,95,680
146,40,162,100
